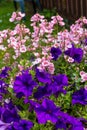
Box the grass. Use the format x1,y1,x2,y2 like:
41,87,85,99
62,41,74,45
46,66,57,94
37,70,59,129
0,0,72,31
0,0,14,30
0,0,32,31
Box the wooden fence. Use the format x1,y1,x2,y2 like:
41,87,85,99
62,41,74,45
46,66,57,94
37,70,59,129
39,0,87,20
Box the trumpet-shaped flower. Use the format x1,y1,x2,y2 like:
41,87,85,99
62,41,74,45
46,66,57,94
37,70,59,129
13,70,37,98
72,88,87,105
36,69,51,84
50,47,62,60
64,44,83,63
35,98,60,124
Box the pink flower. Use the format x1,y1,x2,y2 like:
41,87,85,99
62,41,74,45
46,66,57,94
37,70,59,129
48,63,55,74
84,85,87,90
9,12,25,22
18,12,25,18
80,71,86,76
18,64,24,71
34,52,40,57
67,57,74,63
59,21,65,26
41,60,50,67
20,45,26,53
9,18,15,22
80,71,87,82
9,12,17,22
16,17,22,21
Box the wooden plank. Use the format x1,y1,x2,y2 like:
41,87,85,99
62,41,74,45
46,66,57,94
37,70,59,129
81,0,83,16
56,0,59,10
57,0,61,11
60,0,63,13
66,0,69,15
68,0,73,16
50,0,53,9
52,0,55,7
71,0,74,15
39,0,87,20
83,0,86,17
43,0,45,8
77,0,81,17
46,0,49,8
86,0,87,17
73,0,77,16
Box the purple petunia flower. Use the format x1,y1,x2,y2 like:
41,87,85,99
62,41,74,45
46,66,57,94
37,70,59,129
0,66,11,79
48,74,68,96
2,109,19,123
0,120,10,130
6,124,16,130
50,47,62,60
56,111,84,130
0,80,8,94
35,98,60,124
34,85,51,100
13,70,37,98
53,73,68,85
2,107,20,124
29,99,40,112
84,38,87,45
7,119,33,130
0,101,20,125
55,118,67,130
36,69,51,84
64,44,83,63
72,88,87,105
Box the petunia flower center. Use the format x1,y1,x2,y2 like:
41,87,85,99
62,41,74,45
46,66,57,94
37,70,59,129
46,110,52,114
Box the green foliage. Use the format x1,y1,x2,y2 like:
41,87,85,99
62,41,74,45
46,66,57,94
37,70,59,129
40,8,57,20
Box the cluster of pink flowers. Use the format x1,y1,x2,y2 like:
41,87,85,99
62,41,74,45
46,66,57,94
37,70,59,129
80,71,87,82
9,12,25,22
0,12,87,75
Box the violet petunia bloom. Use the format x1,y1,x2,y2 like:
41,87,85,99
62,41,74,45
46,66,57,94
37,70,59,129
55,118,67,130
50,47,62,60
84,38,87,45
64,44,83,63
29,99,40,112
0,101,33,130
72,88,87,105
36,69,51,84
56,111,84,130
53,74,68,87
48,74,68,96
0,66,11,79
0,120,10,130
34,85,51,100
0,101,20,125
35,98,60,124
2,107,20,124
13,70,37,98
7,119,33,130
0,80,8,94
0,72,9,101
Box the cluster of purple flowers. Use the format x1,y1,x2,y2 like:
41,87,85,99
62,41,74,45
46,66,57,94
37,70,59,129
0,101,33,130
13,68,87,129
0,67,10,101
51,44,83,63
0,67,11,79
50,47,62,60
14,70,37,99
72,88,87,105
64,44,83,63
0,65,87,130
29,98,84,130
